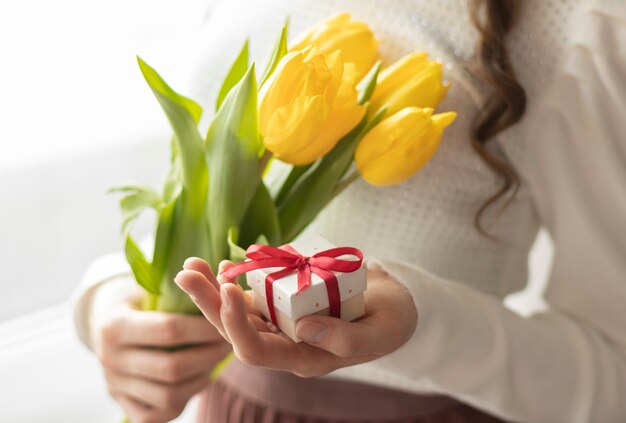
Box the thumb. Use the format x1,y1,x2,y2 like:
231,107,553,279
295,314,393,358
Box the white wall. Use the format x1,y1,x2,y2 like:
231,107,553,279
0,137,166,320
0,1,210,420
0,0,210,322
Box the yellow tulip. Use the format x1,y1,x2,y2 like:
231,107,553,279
290,13,378,80
369,52,450,117
259,48,366,165
355,107,456,186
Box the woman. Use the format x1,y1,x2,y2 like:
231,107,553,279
74,0,626,422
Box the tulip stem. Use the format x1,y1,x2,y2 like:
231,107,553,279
331,170,361,201
259,149,273,175
146,293,159,311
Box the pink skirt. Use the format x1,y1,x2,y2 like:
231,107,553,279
196,359,510,423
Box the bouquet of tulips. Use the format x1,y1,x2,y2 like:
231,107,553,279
112,13,456,315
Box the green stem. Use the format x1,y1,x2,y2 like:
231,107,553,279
331,170,361,201
259,149,273,176
275,163,313,206
144,293,159,311
210,352,235,381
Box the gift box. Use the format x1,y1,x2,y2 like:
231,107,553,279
225,234,366,342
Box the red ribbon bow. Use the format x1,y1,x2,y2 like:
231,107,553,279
221,244,363,325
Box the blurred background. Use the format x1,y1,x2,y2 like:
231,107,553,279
0,0,211,421
0,0,553,421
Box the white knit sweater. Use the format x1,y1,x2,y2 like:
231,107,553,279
73,1,626,422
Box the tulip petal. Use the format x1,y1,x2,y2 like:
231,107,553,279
356,107,453,186
356,108,424,166
371,52,429,102
333,62,360,107
279,59,365,165
369,53,449,116
290,13,378,79
263,95,328,158
281,103,366,165
432,111,457,129
259,51,312,132
363,133,442,186
380,62,448,114
317,28,377,79
291,13,351,51
317,50,344,103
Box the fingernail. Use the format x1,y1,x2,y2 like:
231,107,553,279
173,274,183,288
221,286,230,310
296,322,328,343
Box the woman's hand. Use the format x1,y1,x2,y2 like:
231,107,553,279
175,259,417,378
90,271,231,423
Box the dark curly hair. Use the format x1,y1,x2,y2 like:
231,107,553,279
469,0,527,237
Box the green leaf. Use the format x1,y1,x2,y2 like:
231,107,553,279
125,235,159,295
239,181,282,248
150,183,212,313
260,21,289,86
255,234,269,245
210,352,235,381
361,105,387,135
227,227,247,262
163,136,183,203
120,59,211,315
227,227,249,290
151,195,178,288
216,40,249,111
109,184,162,235
137,57,207,214
278,118,369,242
357,61,381,105
205,64,261,263
137,57,202,123
274,162,314,205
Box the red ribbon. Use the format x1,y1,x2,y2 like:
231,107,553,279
221,244,363,325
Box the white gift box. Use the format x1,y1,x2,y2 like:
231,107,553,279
246,234,367,342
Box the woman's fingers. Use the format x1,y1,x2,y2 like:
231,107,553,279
177,261,261,317
218,260,265,317
219,283,266,362
101,306,223,348
295,270,417,359
183,257,220,289
295,313,393,358
105,368,209,411
249,313,275,333
216,260,236,284
106,343,231,384
219,283,343,377
175,269,227,339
